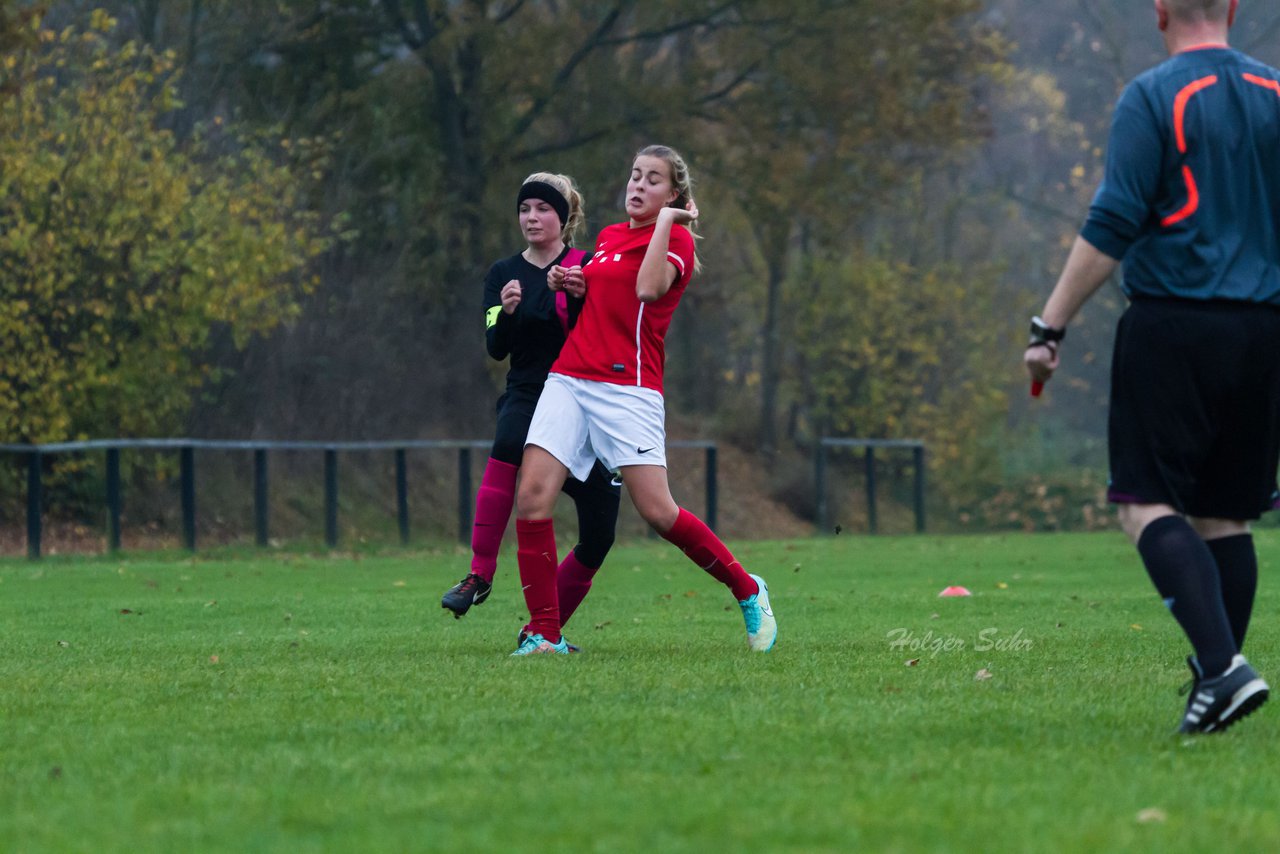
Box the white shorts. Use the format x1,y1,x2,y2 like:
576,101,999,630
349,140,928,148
525,374,667,480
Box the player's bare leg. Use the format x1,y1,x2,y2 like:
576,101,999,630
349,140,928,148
621,464,776,651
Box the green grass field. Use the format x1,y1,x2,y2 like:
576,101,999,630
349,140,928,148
3,532,1279,852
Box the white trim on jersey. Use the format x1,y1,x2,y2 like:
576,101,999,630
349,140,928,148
667,251,686,275
633,304,645,386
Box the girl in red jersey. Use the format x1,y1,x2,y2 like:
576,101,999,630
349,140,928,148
511,145,777,656
441,172,621,647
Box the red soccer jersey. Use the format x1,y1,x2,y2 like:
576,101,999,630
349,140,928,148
551,221,695,394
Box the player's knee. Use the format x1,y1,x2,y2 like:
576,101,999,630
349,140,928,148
635,500,678,534
516,478,557,519
1118,503,1180,545
574,527,615,568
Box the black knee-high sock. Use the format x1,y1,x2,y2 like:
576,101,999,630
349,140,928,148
1207,533,1257,651
1136,516,1237,676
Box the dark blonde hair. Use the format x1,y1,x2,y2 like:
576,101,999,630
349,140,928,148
635,144,701,273
522,172,586,246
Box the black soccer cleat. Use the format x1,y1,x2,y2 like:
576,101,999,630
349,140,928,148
1178,654,1269,734
441,573,492,618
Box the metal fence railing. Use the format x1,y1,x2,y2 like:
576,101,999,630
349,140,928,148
3,439,718,559
814,438,926,535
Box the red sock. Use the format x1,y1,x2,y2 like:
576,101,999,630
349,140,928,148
661,508,758,601
469,458,518,582
557,550,599,629
516,518,560,643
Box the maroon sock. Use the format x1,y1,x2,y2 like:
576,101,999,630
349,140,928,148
661,508,758,601
557,549,600,629
469,458,518,582
516,518,560,643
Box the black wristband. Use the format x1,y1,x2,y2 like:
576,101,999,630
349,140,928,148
1025,339,1058,357
1028,316,1065,347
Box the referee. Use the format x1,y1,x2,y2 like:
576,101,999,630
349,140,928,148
1026,0,1277,734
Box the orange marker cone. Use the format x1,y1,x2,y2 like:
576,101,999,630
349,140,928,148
938,586,972,597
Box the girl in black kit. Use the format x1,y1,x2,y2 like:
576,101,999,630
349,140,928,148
441,172,620,649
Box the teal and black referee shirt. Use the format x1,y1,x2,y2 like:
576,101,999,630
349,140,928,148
1082,46,1280,306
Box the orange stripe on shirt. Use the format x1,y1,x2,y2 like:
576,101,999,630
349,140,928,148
1172,75,1218,154
1161,165,1200,227
1243,72,1280,96
1161,75,1217,227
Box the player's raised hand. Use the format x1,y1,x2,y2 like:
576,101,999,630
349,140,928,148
547,265,567,292
562,265,586,298
662,201,699,225
501,279,522,314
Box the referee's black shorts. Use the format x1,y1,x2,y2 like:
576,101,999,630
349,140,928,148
1107,297,1280,519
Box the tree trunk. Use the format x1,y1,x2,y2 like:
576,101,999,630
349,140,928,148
757,224,788,461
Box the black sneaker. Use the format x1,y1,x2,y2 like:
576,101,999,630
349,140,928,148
1178,654,1269,734
441,573,491,618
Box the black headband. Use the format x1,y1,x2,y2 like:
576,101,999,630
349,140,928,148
517,181,569,229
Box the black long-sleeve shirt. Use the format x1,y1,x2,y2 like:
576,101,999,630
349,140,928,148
483,246,585,391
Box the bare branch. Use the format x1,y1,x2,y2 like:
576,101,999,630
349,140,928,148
596,0,744,46
698,62,759,107
500,2,634,146
507,126,619,162
493,0,528,25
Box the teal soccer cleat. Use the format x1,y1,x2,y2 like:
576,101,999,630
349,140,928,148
510,632,572,656
738,573,777,652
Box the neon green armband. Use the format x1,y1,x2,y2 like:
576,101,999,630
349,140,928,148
486,305,502,329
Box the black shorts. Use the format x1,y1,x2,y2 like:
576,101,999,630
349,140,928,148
1108,298,1280,519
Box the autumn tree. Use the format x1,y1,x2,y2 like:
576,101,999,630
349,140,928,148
693,1,1008,459
0,9,332,443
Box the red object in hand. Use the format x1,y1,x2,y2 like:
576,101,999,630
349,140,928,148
1030,380,1044,398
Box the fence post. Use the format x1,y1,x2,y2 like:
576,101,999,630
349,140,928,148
395,449,409,546
864,445,878,535
324,449,338,547
913,444,926,533
180,446,196,551
27,453,42,560
106,448,121,553
704,444,718,533
814,440,828,534
254,449,269,547
457,447,472,546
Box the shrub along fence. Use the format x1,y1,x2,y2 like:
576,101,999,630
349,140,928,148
3,439,720,559
814,438,927,535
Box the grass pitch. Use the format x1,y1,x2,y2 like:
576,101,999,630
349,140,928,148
3,532,1279,852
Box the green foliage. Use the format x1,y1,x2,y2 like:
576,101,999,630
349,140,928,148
955,468,1115,533
0,9,332,443
695,0,1012,455
785,253,1012,510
